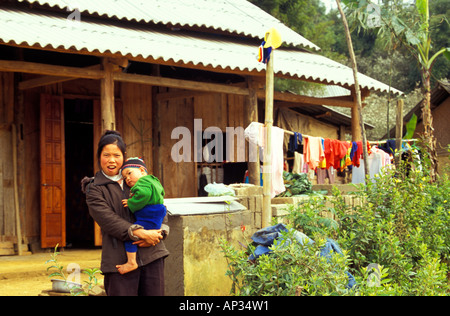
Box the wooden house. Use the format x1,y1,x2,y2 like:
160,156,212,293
385,80,450,174
0,0,401,252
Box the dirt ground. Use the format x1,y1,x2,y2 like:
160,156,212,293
0,248,103,296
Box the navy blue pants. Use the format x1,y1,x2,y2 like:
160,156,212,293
125,204,166,253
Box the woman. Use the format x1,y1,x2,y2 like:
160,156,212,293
81,130,169,296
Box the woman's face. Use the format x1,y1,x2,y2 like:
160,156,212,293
100,144,124,177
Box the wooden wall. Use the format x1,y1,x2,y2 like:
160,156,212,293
0,72,16,242
20,89,40,245
1,72,250,247
275,107,339,150
153,90,248,198
121,82,153,172
414,97,450,175
155,89,196,198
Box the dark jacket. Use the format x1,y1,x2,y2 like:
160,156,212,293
82,172,169,273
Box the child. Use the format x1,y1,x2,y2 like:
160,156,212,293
116,157,167,274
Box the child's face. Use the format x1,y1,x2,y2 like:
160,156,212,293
122,167,147,187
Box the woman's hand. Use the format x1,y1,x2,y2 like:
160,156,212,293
132,229,163,247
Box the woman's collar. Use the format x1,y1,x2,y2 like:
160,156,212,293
101,170,123,182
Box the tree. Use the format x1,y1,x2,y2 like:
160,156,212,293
343,0,450,181
335,0,369,178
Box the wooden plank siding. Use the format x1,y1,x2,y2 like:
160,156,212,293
156,89,196,198
0,72,17,242
121,82,153,172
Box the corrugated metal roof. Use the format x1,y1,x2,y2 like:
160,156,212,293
18,0,320,51
0,7,403,95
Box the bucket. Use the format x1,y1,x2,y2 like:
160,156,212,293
51,279,82,293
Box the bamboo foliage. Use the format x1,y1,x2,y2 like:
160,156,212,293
342,0,450,181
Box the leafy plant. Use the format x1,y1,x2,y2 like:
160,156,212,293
45,244,103,296
277,171,312,197
220,229,354,296
73,268,103,296
45,244,67,281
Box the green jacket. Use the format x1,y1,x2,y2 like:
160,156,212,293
127,175,165,213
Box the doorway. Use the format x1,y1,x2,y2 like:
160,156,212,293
64,99,95,248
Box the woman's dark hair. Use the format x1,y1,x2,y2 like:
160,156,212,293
96,130,127,165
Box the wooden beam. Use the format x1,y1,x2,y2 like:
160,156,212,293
0,60,105,79
113,72,250,96
3,59,361,109
262,91,355,108
18,65,102,90
155,90,210,102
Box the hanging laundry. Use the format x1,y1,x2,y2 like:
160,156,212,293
379,139,396,156
244,122,285,198
257,41,272,64
257,27,282,64
303,136,325,170
324,138,335,169
292,151,304,174
244,122,265,148
318,138,327,169
269,127,286,198
342,142,354,170
350,141,361,167
323,139,349,170
317,167,335,184
288,132,302,152
352,146,392,184
351,140,371,168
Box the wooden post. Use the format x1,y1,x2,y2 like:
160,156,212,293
12,124,22,255
395,99,404,166
262,52,274,228
101,58,116,131
245,77,260,186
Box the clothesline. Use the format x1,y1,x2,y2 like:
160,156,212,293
367,139,418,145
280,126,417,146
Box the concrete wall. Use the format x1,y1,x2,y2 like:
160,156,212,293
164,184,263,296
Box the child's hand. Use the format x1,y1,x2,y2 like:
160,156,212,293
122,199,128,208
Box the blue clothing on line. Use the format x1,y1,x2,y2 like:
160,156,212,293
125,204,167,253
288,132,302,152
249,223,356,289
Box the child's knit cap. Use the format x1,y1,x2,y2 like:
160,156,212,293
122,157,147,172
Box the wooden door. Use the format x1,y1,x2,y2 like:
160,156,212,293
40,94,66,248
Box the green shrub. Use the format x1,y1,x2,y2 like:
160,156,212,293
221,147,450,296
220,231,354,296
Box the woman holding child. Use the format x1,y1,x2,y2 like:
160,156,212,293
82,130,169,296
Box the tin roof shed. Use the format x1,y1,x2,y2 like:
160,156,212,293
0,2,403,96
